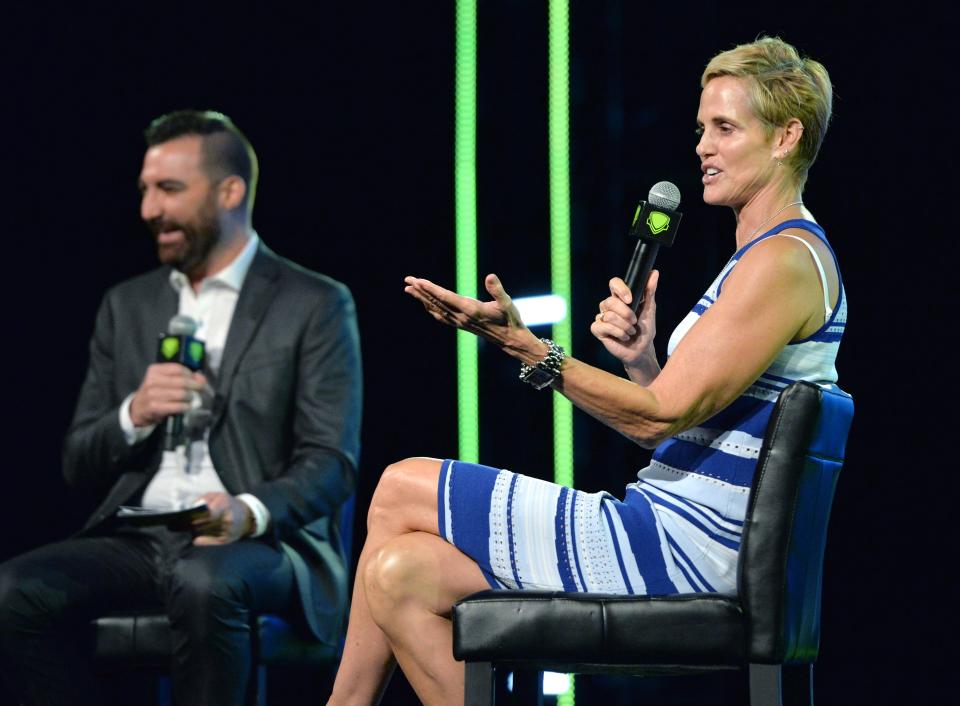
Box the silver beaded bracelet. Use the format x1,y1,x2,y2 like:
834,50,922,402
518,338,566,390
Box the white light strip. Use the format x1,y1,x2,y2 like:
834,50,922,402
544,671,572,695
513,294,568,327
506,671,571,695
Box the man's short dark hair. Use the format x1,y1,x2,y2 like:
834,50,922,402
145,110,259,211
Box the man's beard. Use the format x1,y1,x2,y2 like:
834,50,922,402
147,202,221,278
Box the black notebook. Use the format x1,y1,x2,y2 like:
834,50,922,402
114,503,208,528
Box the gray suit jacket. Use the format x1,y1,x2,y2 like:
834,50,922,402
62,244,363,646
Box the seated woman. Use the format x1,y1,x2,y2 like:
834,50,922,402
326,36,844,706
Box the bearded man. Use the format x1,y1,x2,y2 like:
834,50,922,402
0,110,362,706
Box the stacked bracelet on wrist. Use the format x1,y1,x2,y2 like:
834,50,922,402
519,338,566,390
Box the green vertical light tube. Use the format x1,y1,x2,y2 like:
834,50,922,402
455,0,479,462
548,0,573,489
549,1,575,704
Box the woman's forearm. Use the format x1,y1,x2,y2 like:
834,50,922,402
553,356,678,449
501,328,678,448
403,274,693,448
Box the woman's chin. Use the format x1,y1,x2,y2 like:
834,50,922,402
701,189,725,206
701,186,742,209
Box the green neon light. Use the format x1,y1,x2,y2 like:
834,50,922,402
549,1,575,703
455,0,479,462
557,677,575,706
548,0,573,489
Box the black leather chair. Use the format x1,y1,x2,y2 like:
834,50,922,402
92,495,355,706
453,381,853,706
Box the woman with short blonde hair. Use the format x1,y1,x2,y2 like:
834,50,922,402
326,36,846,706
702,36,833,189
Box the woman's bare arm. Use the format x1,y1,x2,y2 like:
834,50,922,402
404,235,823,448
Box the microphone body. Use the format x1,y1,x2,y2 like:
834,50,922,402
157,315,205,451
624,182,683,314
623,237,661,314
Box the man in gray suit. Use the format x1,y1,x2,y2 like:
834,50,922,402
0,110,362,706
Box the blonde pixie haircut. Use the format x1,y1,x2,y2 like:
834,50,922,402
702,37,833,190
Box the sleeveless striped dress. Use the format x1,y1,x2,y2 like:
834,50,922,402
438,219,847,595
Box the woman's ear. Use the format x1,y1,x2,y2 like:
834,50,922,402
773,118,804,160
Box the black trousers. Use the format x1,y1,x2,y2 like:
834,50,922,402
0,526,297,706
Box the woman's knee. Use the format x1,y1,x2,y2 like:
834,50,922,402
362,535,434,625
363,532,486,630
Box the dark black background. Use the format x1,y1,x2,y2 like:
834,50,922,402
1,1,951,704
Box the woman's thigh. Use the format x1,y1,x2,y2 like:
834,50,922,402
369,457,446,536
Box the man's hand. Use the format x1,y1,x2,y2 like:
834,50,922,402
129,363,208,427
191,492,254,546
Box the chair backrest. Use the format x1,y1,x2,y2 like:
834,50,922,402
737,381,853,664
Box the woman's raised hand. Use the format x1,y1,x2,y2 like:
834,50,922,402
590,270,659,369
404,273,529,349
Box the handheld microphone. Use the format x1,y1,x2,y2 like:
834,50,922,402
157,315,205,451
624,181,683,314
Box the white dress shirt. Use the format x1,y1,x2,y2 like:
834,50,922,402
119,233,270,536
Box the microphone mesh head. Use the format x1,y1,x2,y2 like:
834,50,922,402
168,314,198,336
648,181,681,210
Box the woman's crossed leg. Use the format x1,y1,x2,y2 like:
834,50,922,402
327,457,490,706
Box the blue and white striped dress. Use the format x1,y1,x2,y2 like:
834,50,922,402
438,219,846,595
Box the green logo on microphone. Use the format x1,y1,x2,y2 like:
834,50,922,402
161,336,180,360
188,341,204,367
646,211,671,235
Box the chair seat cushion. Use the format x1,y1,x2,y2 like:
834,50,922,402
94,614,173,665
453,591,746,669
93,613,337,666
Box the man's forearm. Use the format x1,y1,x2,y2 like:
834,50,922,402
63,407,154,490
246,448,357,541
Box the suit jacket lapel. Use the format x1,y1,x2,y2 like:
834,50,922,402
145,270,179,371
130,270,177,474
214,245,282,407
